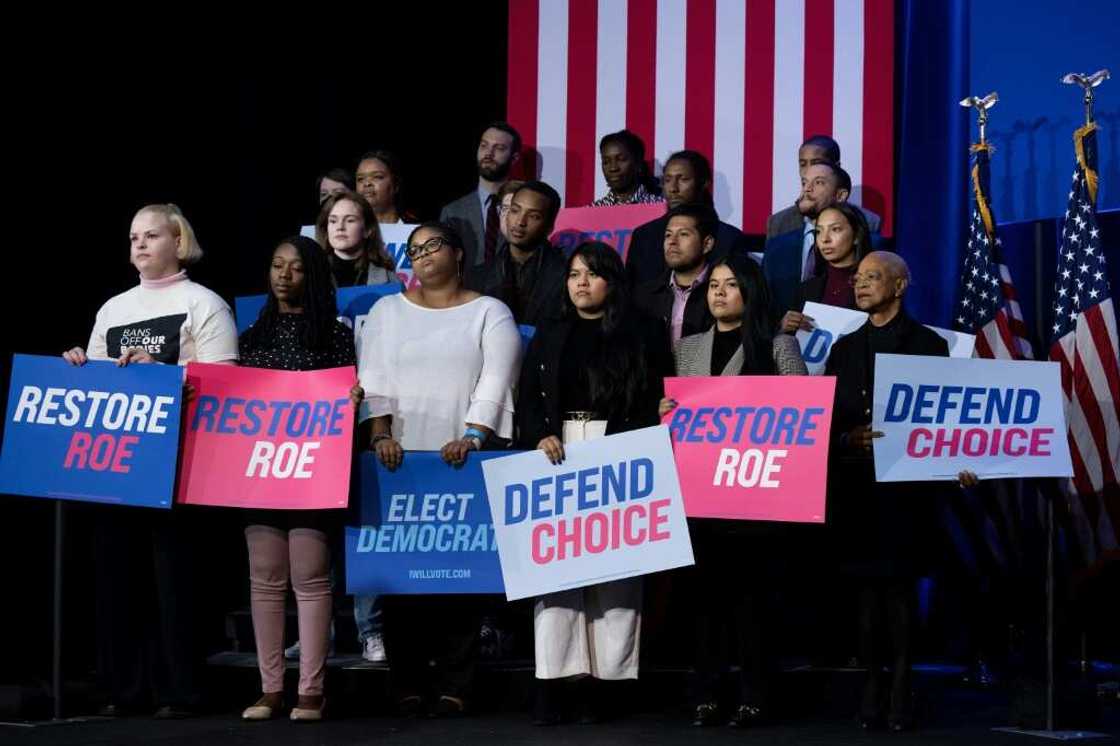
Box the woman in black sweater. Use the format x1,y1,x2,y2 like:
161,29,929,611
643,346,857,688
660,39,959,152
238,236,361,723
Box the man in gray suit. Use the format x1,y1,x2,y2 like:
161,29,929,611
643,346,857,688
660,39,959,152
439,121,522,271
765,135,881,239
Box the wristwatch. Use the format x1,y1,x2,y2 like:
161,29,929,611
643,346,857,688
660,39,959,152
464,436,482,451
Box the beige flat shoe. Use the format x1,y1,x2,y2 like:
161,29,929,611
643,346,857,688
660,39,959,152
242,693,283,721
290,696,325,722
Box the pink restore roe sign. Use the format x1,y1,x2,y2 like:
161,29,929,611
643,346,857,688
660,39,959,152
549,202,666,261
178,363,356,510
661,376,836,523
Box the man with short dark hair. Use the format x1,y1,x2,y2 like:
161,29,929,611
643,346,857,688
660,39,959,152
440,122,522,270
466,180,567,327
633,203,720,346
766,135,881,239
625,150,751,286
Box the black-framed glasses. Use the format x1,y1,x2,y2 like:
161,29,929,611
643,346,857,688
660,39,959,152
406,236,450,260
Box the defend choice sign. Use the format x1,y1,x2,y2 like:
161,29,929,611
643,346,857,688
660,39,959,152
0,354,182,508
345,451,509,594
872,354,1073,482
481,426,694,601
549,203,666,261
178,363,356,509
662,376,835,522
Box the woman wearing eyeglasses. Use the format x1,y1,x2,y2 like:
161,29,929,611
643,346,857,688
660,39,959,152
355,222,522,717
778,202,872,334
824,251,948,732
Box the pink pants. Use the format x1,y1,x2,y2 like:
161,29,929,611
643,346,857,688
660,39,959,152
245,526,331,696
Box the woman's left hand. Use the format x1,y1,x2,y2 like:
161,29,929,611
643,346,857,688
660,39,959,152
349,383,364,409
117,348,155,366
440,438,476,467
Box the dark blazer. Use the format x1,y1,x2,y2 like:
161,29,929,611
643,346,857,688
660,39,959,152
439,190,485,269
465,242,567,327
625,216,751,287
824,311,949,578
516,312,674,449
763,228,885,318
632,269,714,343
765,203,882,241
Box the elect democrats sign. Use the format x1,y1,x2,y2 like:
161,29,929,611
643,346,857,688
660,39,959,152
872,354,1073,482
663,376,834,522
345,451,507,594
0,354,182,507
177,363,356,509
482,426,694,601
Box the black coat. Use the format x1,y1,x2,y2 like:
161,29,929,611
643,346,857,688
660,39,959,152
465,242,567,327
792,274,827,311
625,215,752,287
516,311,675,449
824,311,950,578
632,269,715,343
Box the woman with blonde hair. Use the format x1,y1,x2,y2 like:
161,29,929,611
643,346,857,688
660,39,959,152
62,203,239,718
315,190,398,287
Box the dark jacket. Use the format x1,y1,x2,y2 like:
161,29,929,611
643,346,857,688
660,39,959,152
515,311,674,449
632,269,715,343
465,242,567,327
764,228,885,318
824,310,950,578
625,215,752,287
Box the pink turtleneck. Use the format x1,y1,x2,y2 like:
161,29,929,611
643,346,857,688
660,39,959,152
139,270,188,289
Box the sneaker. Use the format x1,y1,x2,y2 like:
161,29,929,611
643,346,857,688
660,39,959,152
362,633,387,663
285,621,336,660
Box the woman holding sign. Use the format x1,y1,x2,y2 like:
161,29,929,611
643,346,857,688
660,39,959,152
315,190,398,287
517,241,674,725
824,252,948,731
779,202,872,334
237,235,362,722
62,203,238,719
358,222,521,717
658,254,806,727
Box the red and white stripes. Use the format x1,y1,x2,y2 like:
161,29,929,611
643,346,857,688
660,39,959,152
507,0,895,234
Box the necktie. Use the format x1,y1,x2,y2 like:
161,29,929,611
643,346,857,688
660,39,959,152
484,194,500,263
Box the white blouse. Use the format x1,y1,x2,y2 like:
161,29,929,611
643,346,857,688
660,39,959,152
357,294,522,450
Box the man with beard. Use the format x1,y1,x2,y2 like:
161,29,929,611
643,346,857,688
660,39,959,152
467,181,567,327
633,203,719,347
440,122,522,271
763,162,881,317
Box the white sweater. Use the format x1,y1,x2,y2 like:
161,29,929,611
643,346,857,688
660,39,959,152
357,294,521,449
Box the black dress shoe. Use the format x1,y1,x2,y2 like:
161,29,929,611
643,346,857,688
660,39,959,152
430,695,467,718
96,703,128,718
692,702,720,727
154,705,196,719
728,704,767,728
396,695,424,719
888,714,914,732
859,713,885,731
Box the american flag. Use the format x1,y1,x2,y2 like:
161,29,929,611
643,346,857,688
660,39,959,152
955,144,1034,359
1049,122,1120,564
506,0,894,234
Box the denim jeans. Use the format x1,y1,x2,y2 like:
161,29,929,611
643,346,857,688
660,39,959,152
354,594,383,642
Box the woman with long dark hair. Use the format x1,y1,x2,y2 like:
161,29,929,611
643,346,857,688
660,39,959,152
238,236,362,723
517,241,674,724
659,254,805,727
316,190,398,287
780,201,872,333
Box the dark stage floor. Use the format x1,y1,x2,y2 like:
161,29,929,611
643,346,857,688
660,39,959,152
4,692,1118,746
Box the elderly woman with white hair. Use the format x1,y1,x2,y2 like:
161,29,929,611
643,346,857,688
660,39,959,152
823,251,948,733
62,203,239,719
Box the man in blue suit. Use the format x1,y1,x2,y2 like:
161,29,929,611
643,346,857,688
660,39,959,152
763,162,881,317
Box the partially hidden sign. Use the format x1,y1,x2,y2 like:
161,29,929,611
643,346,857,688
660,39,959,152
549,203,666,261
178,363,356,509
662,375,835,522
345,451,508,594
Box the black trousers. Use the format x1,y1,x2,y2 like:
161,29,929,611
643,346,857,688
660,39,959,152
856,578,914,720
93,506,200,709
687,531,775,709
382,595,487,702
